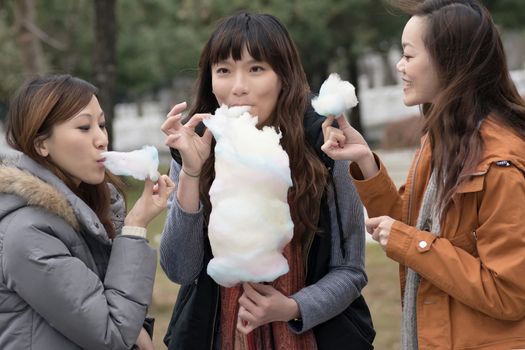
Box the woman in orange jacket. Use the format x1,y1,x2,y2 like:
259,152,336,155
322,0,525,349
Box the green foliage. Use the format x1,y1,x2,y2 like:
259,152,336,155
483,0,525,29
0,10,23,111
0,0,523,112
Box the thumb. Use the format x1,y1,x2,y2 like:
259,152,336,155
202,128,213,145
142,178,155,196
336,114,351,131
365,216,383,234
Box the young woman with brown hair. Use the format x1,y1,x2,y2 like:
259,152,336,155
322,1,525,348
0,74,175,349
160,12,374,350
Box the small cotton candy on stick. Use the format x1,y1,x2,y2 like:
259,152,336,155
312,73,358,117
102,145,159,181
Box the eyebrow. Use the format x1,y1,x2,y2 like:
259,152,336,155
214,57,264,65
74,111,105,119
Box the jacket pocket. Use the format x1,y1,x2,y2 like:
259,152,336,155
449,231,478,256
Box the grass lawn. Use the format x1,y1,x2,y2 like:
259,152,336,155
126,180,401,349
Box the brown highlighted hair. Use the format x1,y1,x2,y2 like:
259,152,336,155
392,0,525,215
6,74,125,238
189,13,328,238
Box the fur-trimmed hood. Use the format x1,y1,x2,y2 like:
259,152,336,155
0,165,79,231
0,153,124,243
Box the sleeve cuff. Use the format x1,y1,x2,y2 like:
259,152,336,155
121,226,147,239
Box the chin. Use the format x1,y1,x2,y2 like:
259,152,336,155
403,97,418,107
84,175,106,185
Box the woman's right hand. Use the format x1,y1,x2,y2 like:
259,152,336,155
321,115,378,178
321,115,371,162
161,102,213,176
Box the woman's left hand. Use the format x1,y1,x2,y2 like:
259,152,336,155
236,282,300,334
366,216,395,251
135,327,154,350
125,175,176,228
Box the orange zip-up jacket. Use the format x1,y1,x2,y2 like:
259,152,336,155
351,117,525,349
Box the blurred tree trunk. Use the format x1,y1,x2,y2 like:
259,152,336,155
93,0,117,149
381,52,397,86
14,0,48,75
347,51,364,136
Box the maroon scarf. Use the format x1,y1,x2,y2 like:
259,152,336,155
220,238,317,350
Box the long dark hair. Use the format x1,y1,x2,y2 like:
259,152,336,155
189,13,328,238
393,0,525,214
6,74,125,238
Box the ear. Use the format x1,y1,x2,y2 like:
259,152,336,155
34,137,49,157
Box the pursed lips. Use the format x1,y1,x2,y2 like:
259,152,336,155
229,104,252,107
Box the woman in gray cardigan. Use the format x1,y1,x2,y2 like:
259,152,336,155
0,74,175,349
160,13,374,350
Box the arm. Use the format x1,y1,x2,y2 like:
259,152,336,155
350,154,405,221
387,164,525,320
159,160,206,284
2,209,156,350
159,103,213,284
321,114,403,220
290,160,368,332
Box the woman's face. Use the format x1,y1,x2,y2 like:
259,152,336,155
396,16,440,106
211,47,282,125
36,95,108,186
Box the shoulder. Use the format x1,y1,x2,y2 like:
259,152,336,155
303,104,335,169
1,204,78,274
331,160,362,207
0,166,79,231
477,117,525,174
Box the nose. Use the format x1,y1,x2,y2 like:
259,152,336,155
94,126,108,150
232,72,248,97
396,57,405,74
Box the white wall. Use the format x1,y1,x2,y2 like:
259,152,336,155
359,69,525,140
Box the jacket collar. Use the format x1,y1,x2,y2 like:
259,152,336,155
0,153,112,244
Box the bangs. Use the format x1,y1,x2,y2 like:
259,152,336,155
208,15,276,65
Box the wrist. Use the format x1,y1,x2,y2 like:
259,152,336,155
356,151,378,179
124,214,148,228
181,167,201,179
287,298,301,321
122,226,147,239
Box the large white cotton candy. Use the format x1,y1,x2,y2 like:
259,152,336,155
312,73,358,117
102,145,159,181
203,105,294,287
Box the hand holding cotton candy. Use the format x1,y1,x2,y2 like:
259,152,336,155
312,73,358,117
102,145,159,181
202,105,294,287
